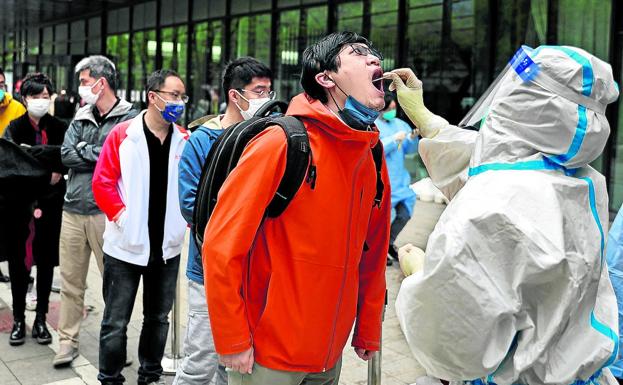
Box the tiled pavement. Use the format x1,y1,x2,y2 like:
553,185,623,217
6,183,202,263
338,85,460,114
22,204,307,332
0,200,446,385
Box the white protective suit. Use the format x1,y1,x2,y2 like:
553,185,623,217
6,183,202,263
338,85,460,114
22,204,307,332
395,45,620,385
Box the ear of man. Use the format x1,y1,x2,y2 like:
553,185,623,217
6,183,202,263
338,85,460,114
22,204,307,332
314,72,335,90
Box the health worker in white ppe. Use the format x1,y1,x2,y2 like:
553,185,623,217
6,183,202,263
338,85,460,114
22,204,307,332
387,45,620,385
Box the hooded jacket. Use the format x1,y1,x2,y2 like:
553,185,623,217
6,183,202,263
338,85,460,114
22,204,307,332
178,115,224,283
0,92,26,136
61,100,138,215
203,93,391,372
396,46,620,385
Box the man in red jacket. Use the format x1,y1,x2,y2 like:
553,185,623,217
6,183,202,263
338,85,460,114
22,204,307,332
203,31,390,385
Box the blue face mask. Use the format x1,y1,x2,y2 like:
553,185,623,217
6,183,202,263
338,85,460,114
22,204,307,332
328,76,380,130
340,96,380,130
155,93,185,123
0,89,5,103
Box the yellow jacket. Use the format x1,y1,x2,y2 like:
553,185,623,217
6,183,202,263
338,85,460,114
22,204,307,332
0,93,26,136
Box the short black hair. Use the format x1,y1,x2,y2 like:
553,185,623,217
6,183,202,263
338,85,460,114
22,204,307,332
222,57,272,104
0,67,4,77
300,32,372,103
21,72,54,98
146,69,183,95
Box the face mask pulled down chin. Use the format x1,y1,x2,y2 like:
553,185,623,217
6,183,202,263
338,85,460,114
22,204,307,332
328,77,380,130
79,79,102,105
235,92,271,120
27,98,51,118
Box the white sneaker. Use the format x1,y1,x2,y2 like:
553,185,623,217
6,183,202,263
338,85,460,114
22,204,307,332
26,292,37,311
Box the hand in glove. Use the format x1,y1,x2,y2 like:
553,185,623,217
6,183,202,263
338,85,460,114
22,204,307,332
384,68,448,138
398,243,425,277
394,131,407,144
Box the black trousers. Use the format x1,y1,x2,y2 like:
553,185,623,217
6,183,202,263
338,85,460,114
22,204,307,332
8,217,55,320
389,201,411,255
98,253,180,385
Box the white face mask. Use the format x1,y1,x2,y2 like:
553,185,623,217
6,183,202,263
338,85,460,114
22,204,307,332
78,78,103,105
27,98,51,118
235,91,271,120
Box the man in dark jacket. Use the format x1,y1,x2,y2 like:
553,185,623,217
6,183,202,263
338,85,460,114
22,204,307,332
53,55,138,367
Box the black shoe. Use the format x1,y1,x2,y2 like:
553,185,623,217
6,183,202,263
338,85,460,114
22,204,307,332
9,320,25,346
32,316,52,345
388,246,399,261
387,257,393,266
0,269,9,283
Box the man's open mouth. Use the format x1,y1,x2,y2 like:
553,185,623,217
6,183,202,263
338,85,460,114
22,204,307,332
372,68,384,93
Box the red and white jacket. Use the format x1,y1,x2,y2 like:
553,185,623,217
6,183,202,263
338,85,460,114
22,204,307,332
93,111,189,266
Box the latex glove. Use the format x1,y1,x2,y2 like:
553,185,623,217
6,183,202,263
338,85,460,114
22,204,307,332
413,376,444,385
398,243,425,277
384,69,448,138
394,131,407,144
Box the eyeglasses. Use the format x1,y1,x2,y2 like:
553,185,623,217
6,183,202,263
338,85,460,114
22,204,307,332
153,90,189,103
237,89,276,100
348,44,384,61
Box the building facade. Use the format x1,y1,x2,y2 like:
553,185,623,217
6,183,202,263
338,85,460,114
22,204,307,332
1,0,622,211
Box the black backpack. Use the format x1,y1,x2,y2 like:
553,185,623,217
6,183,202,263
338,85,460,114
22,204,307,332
192,100,385,249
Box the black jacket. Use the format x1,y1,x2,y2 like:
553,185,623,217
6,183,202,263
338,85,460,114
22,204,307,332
2,113,68,264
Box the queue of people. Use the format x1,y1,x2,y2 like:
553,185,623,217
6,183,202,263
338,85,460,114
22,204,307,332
0,30,622,385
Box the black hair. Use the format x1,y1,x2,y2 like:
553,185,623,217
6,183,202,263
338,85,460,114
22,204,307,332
300,32,372,103
146,69,184,96
0,67,4,77
222,57,272,104
383,92,396,110
21,72,54,97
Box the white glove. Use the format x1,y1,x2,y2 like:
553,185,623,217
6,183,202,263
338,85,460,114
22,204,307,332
413,376,443,385
398,243,425,277
394,131,407,144
384,69,448,138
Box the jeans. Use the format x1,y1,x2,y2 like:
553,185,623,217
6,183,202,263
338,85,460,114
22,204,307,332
98,253,180,385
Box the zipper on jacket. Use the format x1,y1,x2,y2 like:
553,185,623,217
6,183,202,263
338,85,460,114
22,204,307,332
323,152,367,371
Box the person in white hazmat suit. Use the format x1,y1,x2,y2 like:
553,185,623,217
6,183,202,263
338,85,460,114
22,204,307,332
387,45,620,385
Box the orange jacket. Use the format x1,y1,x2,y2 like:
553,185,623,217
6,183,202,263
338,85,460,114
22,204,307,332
203,93,390,372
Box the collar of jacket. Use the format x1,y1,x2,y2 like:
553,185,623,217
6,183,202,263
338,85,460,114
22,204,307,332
286,93,380,148
0,92,15,109
73,98,134,125
126,110,188,144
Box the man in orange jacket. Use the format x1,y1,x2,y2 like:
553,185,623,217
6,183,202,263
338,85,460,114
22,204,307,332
203,31,391,385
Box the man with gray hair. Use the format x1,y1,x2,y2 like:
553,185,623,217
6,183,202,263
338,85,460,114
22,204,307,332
53,55,138,367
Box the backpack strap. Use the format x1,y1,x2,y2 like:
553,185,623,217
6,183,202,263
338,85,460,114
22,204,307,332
265,116,312,217
371,141,384,208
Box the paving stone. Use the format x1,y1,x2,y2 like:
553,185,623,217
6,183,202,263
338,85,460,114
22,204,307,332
5,355,76,385
0,360,19,384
